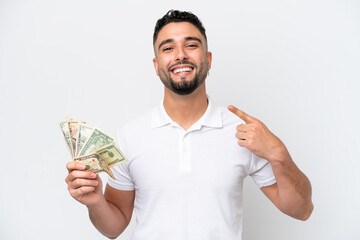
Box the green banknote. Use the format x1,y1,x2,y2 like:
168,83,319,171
74,153,115,180
68,121,86,157
78,128,114,156
60,117,127,180
76,123,94,157
96,142,128,168
59,117,73,156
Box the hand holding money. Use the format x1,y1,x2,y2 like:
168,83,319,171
60,117,128,180
65,161,103,206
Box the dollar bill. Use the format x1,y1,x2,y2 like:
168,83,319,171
59,117,74,156
74,153,115,180
78,128,114,156
75,123,94,157
68,121,86,157
61,117,128,180
96,142,128,168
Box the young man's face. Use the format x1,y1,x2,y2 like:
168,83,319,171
153,22,212,95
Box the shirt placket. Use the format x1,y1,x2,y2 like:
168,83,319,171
178,130,192,174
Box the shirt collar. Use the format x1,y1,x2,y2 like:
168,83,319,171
151,96,223,129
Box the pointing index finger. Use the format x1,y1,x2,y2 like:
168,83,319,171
227,105,253,123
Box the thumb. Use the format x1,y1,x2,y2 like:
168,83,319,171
227,105,254,123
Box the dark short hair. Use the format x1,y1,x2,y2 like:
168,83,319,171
153,10,207,46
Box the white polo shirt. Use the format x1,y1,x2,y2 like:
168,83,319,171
108,98,276,240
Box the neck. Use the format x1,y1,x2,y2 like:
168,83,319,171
163,83,208,130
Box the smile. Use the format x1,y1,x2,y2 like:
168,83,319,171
172,67,193,74
170,63,196,77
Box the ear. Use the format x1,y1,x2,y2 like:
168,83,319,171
206,51,212,70
153,57,159,76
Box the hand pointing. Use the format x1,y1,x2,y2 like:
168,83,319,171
228,105,289,163
228,105,257,124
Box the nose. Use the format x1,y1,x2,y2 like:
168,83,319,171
175,47,188,62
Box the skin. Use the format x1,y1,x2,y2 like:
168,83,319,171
228,106,314,220
153,22,212,130
65,21,313,239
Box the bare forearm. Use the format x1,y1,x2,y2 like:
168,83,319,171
270,150,313,220
87,196,128,239
228,106,313,219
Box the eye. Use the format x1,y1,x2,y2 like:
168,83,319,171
162,47,173,52
187,43,198,48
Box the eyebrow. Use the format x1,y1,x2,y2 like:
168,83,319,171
158,39,174,51
185,36,202,44
157,36,203,51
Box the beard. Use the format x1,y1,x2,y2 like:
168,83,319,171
158,60,208,95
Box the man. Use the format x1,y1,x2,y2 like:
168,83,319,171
65,10,313,240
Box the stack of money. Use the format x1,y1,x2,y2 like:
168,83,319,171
59,117,127,179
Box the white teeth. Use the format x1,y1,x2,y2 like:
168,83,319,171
173,67,192,74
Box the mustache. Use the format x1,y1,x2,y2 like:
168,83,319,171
168,61,197,71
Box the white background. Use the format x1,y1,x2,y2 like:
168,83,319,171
0,0,359,239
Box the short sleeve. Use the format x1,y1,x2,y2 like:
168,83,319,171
107,128,135,191
248,153,277,188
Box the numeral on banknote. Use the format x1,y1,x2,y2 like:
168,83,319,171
59,117,127,179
